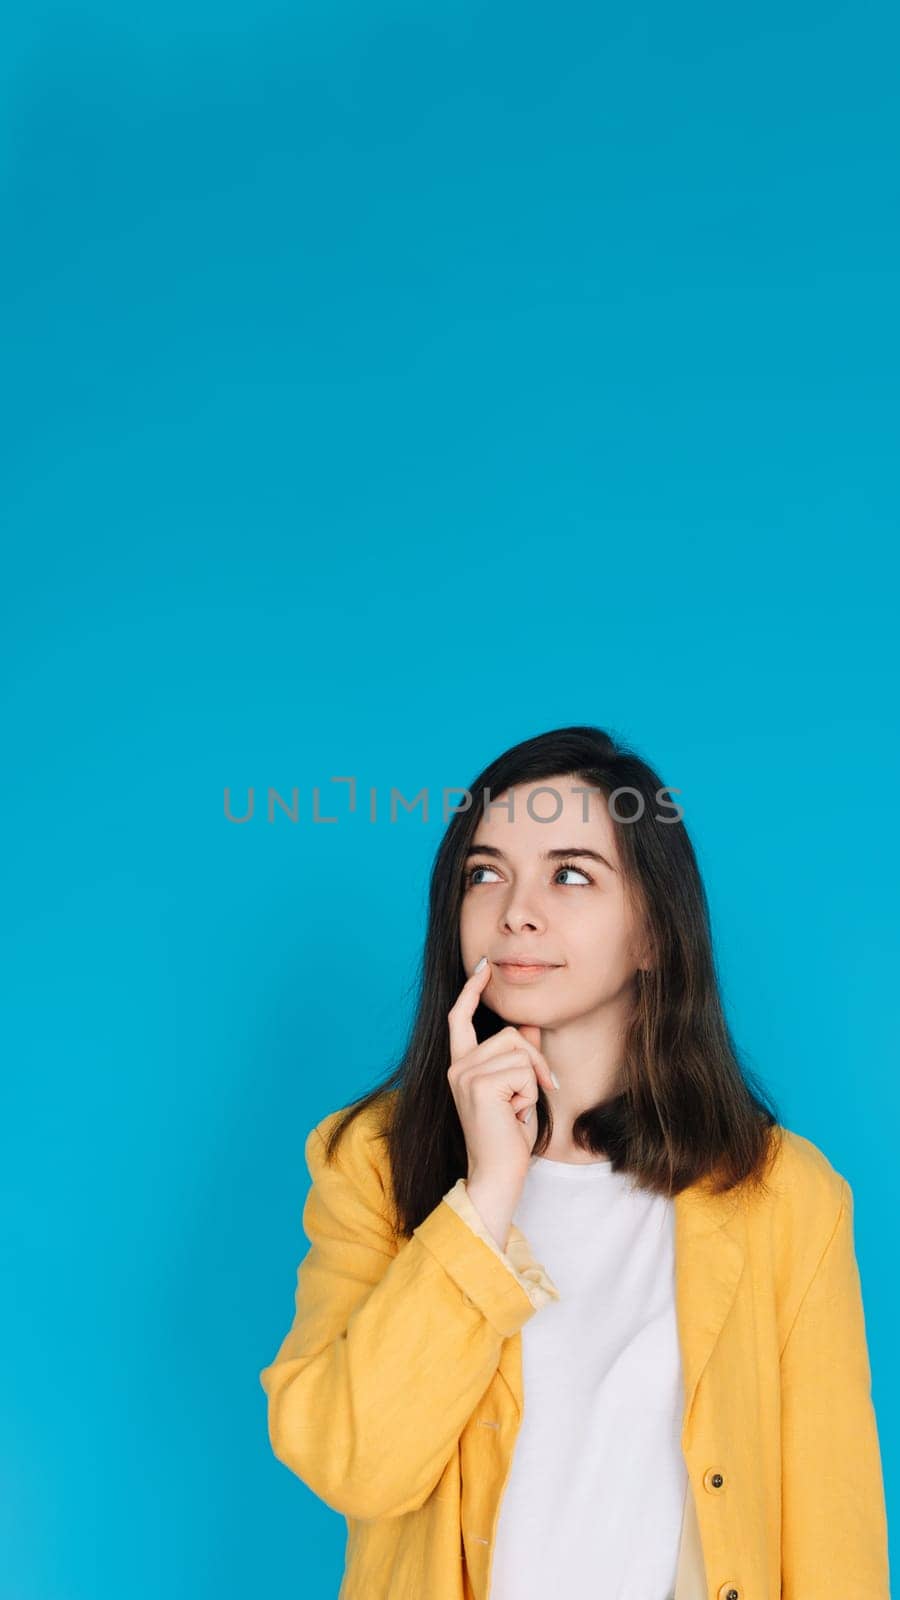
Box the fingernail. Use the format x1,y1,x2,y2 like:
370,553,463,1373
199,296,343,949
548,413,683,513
474,956,487,972
550,1070,560,1089
523,1108,533,1123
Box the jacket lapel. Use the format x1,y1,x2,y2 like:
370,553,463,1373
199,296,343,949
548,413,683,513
673,1172,747,1432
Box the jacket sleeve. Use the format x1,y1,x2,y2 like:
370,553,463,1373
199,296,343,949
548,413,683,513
779,1177,891,1598
259,1117,558,1521
441,1176,560,1310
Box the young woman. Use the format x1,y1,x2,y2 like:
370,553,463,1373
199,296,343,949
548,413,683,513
259,725,890,1600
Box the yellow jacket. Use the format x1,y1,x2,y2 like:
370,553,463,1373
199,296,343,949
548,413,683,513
259,1093,890,1599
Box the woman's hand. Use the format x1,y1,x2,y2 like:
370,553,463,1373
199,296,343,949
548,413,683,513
447,957,556,1188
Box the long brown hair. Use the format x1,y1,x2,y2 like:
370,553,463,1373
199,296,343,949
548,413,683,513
321,725,782,1237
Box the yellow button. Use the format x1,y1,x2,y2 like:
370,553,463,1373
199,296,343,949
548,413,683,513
703,1467,726,1492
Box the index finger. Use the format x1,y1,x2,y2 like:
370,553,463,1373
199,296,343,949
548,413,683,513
448,957,492,1064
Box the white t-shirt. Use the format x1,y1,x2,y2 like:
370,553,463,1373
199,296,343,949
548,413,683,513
488,1152,688,1600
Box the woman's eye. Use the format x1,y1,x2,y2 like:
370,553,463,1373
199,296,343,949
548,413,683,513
555,866,591,885
465,863,592,887
466,865,501,886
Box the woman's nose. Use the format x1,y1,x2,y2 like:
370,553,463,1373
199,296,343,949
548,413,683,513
502,905,543,933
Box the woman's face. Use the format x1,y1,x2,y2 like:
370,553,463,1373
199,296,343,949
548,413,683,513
458,776,649,1028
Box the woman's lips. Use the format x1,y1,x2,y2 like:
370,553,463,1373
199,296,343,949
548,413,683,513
494,962,559,982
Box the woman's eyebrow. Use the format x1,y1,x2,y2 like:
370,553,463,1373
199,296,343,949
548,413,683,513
465,844,616,872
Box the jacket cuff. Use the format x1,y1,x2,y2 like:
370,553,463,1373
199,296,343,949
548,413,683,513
441,1178,560,1313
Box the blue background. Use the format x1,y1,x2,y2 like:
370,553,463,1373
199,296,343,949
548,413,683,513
3,1,897,1594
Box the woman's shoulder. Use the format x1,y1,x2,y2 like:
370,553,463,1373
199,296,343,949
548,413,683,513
749,1121,851,1277
764,1121,848,1206
307,1089,398,1185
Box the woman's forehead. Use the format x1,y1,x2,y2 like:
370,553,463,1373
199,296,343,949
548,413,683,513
471,781,620,861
